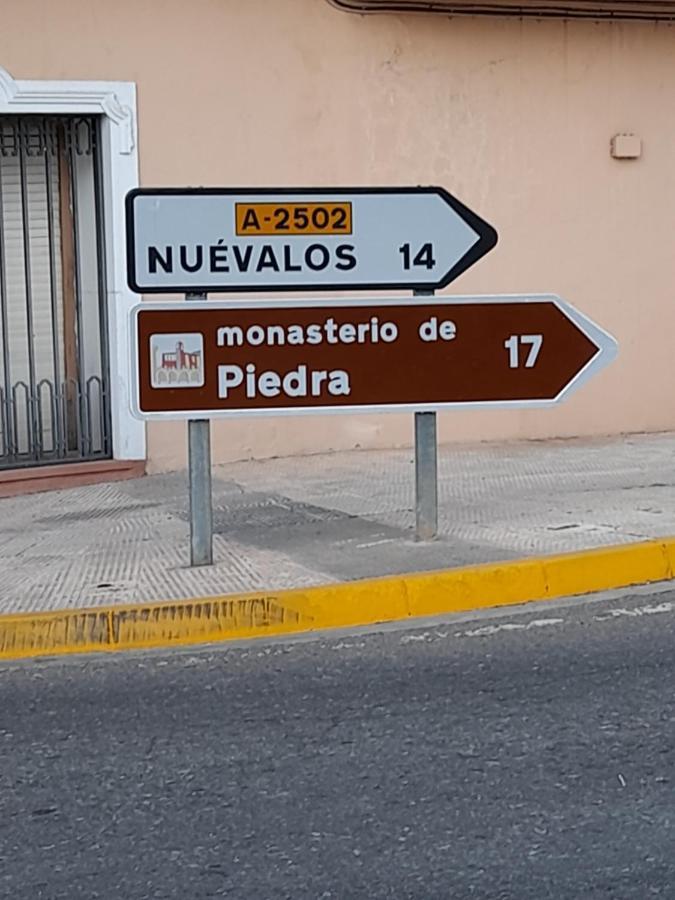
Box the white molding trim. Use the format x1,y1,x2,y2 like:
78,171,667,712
0,66,145,462
0,67,135,153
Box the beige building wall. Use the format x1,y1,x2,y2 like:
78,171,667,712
1,0,673,472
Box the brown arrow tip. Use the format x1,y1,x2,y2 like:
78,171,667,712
544,303,601,399
445,301,600,403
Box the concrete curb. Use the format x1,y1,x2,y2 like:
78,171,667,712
1,538,674,660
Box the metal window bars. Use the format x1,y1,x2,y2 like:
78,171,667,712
0,115,111,468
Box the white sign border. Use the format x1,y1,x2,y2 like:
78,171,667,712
130,294,618,421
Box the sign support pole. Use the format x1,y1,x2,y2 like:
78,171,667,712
414,289,438,541
186,291,213,566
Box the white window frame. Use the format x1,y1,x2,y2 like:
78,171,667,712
0,66,144,462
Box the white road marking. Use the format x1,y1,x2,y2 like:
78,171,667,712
593,601,675,622
400,633,433,643
457,618,565,638
330,640,367,650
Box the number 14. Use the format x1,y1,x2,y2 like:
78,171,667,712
504,334,543,368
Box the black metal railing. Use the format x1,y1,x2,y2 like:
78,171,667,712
0,376,110,467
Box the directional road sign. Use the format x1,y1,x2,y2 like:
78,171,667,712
125,187,497,294
131,294,617,419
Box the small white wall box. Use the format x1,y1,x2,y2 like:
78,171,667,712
611,133,642,159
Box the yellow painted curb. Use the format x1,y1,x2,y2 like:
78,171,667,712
1,538,674,661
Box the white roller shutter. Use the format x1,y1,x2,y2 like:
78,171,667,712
0,144,63,455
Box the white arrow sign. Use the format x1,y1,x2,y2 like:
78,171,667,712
125,187,497,294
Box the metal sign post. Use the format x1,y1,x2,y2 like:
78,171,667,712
186,291,213,566
414,411,438,541
413,289,438,541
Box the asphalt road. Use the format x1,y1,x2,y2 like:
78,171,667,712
2,587,675,899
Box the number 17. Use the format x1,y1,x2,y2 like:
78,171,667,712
504,334,543,369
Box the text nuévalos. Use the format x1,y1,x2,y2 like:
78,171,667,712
148,243,357,276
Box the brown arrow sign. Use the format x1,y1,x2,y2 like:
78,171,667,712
132,296,617,419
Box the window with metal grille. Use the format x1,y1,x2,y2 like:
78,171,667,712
0,115,111,469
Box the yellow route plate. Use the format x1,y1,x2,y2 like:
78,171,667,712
235,202,353,236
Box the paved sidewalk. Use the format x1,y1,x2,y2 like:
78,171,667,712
1,432,675,615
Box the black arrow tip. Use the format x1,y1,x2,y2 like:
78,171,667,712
435,187,498,289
